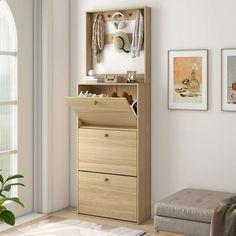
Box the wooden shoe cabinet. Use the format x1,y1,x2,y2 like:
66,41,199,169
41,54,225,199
66,7,151,223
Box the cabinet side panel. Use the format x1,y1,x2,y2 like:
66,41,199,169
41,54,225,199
137,83,151,223
144,7,151,84
86,13,93,75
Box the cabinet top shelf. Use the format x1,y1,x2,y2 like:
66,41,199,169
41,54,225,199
86,6,149,13
78,83,139,86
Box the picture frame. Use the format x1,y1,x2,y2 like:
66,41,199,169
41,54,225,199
221,48,236,111
168,49,208,110
127,71,136,83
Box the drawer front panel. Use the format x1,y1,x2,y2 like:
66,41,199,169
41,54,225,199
78,171,137,222
79,128,137,176
65,97,137,127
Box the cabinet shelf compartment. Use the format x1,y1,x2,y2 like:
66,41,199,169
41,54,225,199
65,97,137,128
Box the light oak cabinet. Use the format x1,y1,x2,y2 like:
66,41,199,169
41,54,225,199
78,171,137,221
66,6,151,223
67,83,150,223
79,128,137,176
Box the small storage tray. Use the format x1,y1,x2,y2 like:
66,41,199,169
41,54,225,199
65,97,137,127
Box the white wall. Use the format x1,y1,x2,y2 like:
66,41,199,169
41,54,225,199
70,0,236,215
52,0,70,211
94,20,145,74
42,0,70,212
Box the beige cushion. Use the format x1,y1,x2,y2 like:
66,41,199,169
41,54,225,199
154,215,210,236
154,188,234,223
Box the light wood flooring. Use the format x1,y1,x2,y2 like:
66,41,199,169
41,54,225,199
51,208,183,236
52,208,156,235
2,208,183,236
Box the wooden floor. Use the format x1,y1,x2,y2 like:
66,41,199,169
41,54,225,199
3,208,183,236
50,208,183,236
50,208,156,235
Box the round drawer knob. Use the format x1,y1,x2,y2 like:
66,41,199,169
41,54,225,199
94,101,98,105
104,178,109,182
104,134,109,138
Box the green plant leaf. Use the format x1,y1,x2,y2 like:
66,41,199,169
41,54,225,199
0,197,24,207
0,199,5,205
4,198,24,208
0,175,3,184
2,186,10,192
0,172,24,226
0,210,15,226
2,183,25,192
0,206,6,212
6,174,24,182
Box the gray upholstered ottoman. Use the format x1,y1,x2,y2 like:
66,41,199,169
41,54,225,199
154,189,234,236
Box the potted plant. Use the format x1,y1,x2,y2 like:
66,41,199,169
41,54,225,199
0,171,24,226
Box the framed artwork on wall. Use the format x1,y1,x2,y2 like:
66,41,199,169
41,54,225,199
221,49,236,111
168,49,208,110
127,71,136,83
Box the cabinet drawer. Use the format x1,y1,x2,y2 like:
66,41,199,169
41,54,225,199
78,128,137,176
78,171,137,222
65,97,137,127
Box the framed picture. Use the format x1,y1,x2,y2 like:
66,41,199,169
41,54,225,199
127,71,136,83
168,49,208,110
221,49,236,111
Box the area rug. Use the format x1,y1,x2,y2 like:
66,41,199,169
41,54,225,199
3,216,145,236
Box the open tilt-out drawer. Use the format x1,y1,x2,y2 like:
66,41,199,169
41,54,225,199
65,97,137,127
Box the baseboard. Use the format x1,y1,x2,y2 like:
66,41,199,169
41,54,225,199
157,231,186,236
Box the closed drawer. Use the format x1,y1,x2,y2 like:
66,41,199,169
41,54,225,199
78,171,137,222
78,128,137,176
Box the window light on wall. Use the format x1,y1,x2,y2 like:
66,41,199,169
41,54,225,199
0,0,18,186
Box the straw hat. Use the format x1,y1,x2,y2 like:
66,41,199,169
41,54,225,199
113,31,130,53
